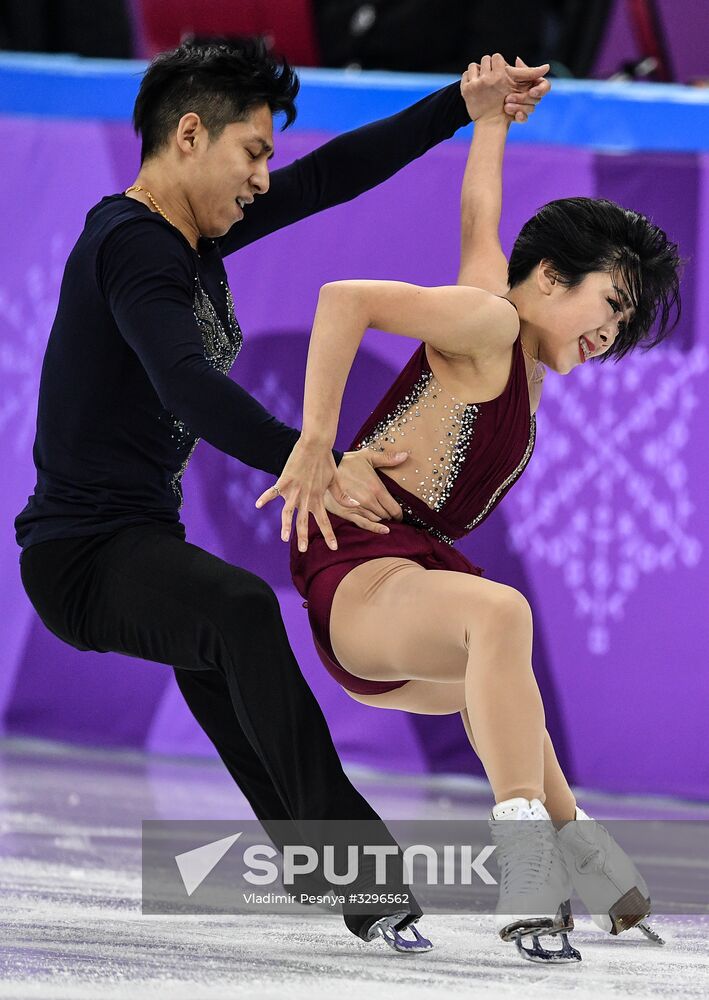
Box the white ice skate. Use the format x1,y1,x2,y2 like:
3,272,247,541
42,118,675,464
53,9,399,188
557,806,664,945
489,797,581,963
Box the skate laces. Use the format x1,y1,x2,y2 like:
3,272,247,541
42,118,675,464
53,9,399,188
491,817,561,896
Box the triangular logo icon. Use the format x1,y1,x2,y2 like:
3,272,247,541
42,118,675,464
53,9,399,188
175,832,242,896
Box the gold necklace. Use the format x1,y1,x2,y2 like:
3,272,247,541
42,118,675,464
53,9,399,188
521,340,545,385
124,185,176,227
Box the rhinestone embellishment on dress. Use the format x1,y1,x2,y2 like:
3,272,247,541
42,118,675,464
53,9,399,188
398,501,456,546
357,369,479,511
167,277,243,507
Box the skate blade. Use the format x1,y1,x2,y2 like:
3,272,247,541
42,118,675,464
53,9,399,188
637,920,665,946
608,887,652,935
368,912,434,954
499,898,574,943
515,930,582,964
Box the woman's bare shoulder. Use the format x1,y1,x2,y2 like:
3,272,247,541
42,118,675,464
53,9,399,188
435,288,519,362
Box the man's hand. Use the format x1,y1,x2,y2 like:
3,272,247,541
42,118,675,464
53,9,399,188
255,437,355,552
254,441,408,552
461,53,551,125
504,56,551,122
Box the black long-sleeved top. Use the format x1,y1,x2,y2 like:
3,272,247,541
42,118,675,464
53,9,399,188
15,81,470,551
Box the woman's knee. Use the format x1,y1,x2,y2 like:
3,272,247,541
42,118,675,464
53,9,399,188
466,583,533,649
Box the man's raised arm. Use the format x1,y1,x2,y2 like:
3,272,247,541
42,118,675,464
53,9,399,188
219,59,549,255
218,81,468,255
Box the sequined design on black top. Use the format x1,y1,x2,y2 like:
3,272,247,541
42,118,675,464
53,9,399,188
168,277,243,507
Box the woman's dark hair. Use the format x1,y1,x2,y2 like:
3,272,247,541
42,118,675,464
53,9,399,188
508,197,681,361
133,37,299,164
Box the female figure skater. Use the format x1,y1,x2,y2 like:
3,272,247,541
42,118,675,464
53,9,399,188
258,55,680,962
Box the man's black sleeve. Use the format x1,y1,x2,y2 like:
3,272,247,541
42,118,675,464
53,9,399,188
218,80,470,255
97,219,343,474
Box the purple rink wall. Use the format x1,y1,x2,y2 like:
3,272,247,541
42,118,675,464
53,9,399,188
1,67,708,801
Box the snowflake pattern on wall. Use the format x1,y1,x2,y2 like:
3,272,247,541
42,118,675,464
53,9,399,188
0,236,65,456
505,344,707,655
223,369,302,543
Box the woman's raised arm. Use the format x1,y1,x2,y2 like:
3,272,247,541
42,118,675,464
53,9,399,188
457,56,550,292
456,115,511,292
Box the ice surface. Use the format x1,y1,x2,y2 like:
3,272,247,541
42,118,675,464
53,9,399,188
1,738,707,999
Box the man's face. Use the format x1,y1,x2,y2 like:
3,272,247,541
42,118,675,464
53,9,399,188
187,104,274,238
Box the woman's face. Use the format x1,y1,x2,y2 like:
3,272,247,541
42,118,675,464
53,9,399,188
535,269,635,374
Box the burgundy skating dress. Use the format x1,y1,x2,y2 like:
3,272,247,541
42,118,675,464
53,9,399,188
290,332,536,695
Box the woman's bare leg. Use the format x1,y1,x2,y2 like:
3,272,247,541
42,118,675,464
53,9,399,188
330,557,546,804
348,675,576,822
460,709,576,824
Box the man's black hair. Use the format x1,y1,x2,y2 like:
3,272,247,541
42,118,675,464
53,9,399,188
508,197,681,361
133,37,299,164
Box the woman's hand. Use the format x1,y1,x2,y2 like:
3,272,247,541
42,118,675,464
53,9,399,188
255,437,354,552
333,448,408,523
322,489,393,535
461,53,550,125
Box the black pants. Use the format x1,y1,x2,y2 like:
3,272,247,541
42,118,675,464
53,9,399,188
19,522,418,935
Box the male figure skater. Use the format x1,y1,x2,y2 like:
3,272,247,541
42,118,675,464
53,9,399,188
15,39,547,948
